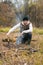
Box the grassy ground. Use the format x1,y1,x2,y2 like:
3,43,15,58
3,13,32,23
0,27,43,65
0,27,43,34
33,28,43,35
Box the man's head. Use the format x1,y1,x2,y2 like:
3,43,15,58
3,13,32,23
22,16,30,25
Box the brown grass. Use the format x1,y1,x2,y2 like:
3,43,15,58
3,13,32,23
0,29,43,65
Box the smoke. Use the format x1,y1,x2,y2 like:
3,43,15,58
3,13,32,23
14,0,25,23
15,13,24,23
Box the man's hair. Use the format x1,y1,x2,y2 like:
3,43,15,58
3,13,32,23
22,16,30,21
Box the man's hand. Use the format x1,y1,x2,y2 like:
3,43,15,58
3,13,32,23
6,35,9,40
20,31,24,36
6,33,10,39
20,33,23,36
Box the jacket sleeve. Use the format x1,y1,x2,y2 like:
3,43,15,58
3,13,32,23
7,23,20,35
22,23,33,34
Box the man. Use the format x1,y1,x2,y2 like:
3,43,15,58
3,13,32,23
7,16,33,45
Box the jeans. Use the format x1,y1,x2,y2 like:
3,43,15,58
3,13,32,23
16,33,32,45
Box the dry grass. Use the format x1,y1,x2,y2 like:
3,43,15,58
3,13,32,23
0,28,43,65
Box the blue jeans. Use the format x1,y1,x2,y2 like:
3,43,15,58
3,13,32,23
16,33,32,45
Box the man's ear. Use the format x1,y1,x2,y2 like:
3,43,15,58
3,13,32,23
28,21,30,24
